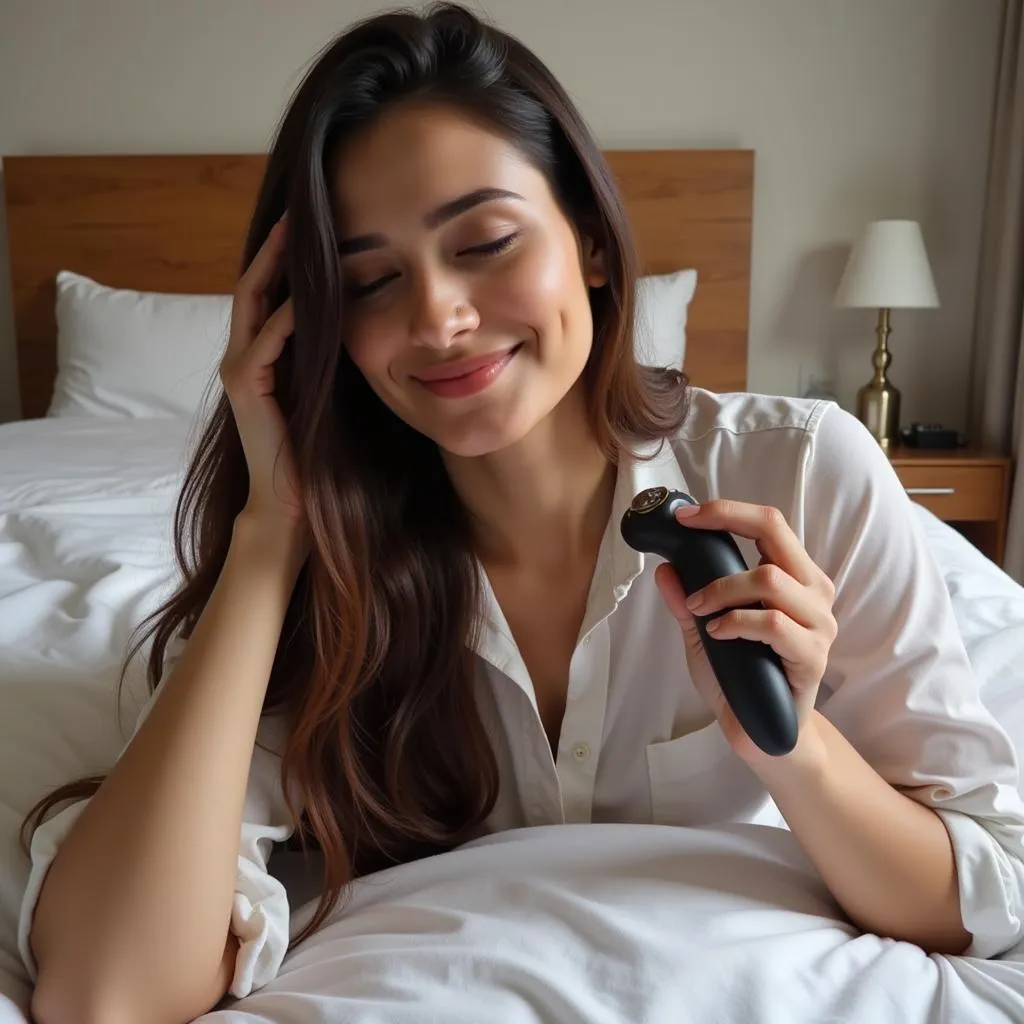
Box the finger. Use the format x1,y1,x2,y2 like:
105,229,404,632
685,563,826,630
221,298,294,399
227,213,289,356
249,297,295,368
240,211,289,297
675,500,823,589
654,561,691,622
655,563,706,657
705,608,827,681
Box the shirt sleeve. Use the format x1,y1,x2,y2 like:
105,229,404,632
16,633,297,998
801,404,1024,959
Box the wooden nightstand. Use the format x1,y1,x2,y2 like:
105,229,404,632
888,447,1012,563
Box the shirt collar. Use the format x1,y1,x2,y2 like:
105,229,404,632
590,435,691,629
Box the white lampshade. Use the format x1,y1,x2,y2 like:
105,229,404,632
834,219,939,309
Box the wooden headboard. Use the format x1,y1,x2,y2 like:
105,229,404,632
4,149,754,420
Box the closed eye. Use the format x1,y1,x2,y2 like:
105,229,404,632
346,231,521,300
347,272,399,299
459,231,520,257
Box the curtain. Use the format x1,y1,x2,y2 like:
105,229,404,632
970,0,1024,579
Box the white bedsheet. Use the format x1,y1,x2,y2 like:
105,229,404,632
911,502,1024,769
0,417,190,1015
2,416,1024,1023
199,822,1024,1024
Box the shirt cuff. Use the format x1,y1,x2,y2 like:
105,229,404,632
17,799,292,999
936,806,1024,959
227,849,291,997
17,801,88,981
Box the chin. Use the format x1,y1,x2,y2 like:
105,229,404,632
427,407,543,458
405,393,552,459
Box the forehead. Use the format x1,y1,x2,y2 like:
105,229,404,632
330,103,547,232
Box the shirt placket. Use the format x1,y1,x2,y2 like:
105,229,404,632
555,617,612,823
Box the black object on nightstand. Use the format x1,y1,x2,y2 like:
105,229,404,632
899,423,965,450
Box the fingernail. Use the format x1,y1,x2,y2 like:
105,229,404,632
686,591,705,612
675,504,701,520
706,617,721,634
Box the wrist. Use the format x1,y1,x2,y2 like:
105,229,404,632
748,710,830,787
231,510,309,581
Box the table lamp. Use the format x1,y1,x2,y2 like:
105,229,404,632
834,219,939,449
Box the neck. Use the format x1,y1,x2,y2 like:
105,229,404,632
443,385,616,570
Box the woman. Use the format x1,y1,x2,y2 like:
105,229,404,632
18,5,1024,1023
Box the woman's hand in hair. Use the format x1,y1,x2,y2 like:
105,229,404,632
220,213,305,537
654,500,838,770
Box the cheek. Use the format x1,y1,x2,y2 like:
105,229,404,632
483,234,587,328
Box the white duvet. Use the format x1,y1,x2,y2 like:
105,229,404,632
0,417,188,1016
4,416,1024,1023
198,822,1024,1024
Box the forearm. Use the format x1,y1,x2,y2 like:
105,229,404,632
30,515,305,1024
754,710,972,956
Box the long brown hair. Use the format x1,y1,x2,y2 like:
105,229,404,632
22,2,688,947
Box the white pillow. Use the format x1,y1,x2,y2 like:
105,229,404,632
634,268,697,371
48,270,231,419
46,267,696,420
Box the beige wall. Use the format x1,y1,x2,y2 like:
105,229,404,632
0,0,1003,429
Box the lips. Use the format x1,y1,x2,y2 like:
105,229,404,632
413,344,522,399
414,346,521,382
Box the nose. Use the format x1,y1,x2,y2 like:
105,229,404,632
409,268,479,349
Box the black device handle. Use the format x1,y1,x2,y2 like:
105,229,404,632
620,487,799,757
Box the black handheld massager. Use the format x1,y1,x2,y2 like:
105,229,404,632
620,487,799,757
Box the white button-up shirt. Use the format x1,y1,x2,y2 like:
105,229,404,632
18,388,1024,998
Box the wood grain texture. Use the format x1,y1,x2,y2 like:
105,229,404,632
4,150,753,419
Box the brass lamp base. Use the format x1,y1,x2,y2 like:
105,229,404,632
857,378,900,451
856,307,900,450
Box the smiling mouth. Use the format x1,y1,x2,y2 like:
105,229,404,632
413,343,524,398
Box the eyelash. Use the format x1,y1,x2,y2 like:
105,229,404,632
348,231,521,299
463,231,520,257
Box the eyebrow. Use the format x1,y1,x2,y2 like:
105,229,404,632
336,187,525,256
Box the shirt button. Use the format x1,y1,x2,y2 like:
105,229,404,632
572,741,591,762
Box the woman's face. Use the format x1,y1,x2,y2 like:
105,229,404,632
331,103,607,457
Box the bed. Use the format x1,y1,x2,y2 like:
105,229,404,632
3,151,1024,1023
